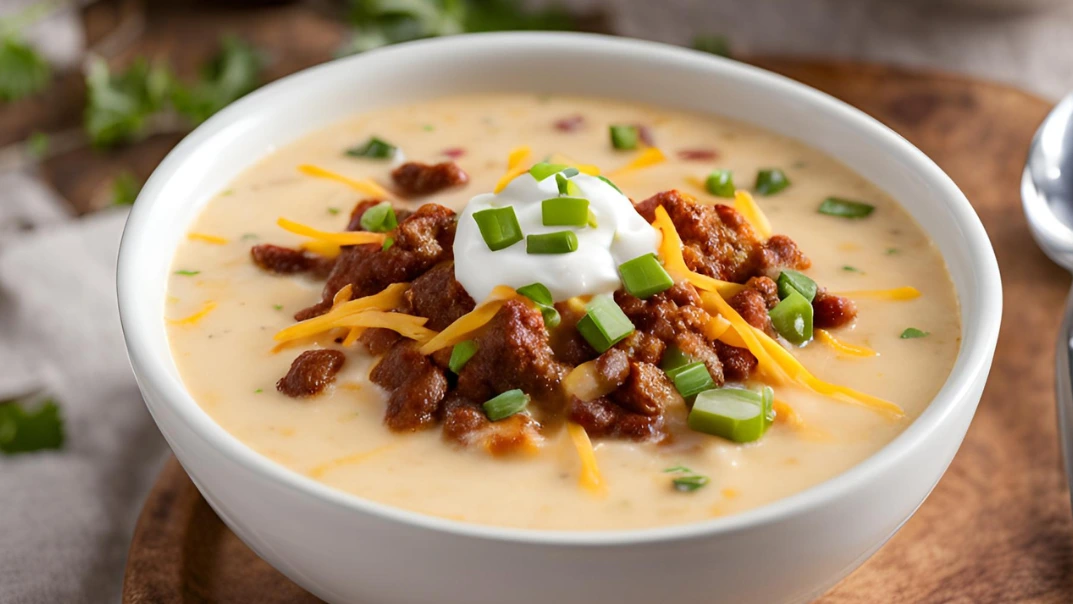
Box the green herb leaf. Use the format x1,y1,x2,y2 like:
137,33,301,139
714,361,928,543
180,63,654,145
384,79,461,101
327,207,341,215
254,388,264,393
842,265,862,273
672,474,710,492
885,247,899,255
84,57,173,148
111,171,141,206
346,136,397,159
171,36,264,125
0,398,64,455
0,36,51,103
663,465,692,474
174,269,200,276
273,304,284,310
900,327,929,339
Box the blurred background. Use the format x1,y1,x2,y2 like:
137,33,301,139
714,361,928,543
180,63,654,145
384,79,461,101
2,0,1071,602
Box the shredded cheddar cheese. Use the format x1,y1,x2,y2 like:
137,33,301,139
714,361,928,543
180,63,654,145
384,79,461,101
297,164,392,199
300,240,344,258
733,190,772,239
699,291,788,383
773,399,832,441
277,217,387,246
493,145,532,193
838,286,921,301
167,300,217,326
651,205,744,297
187,232,229,245
418,286,517,355
563,360,617,402
702,314,732,341
332,311,436,342
274,283,408,343
815,328,877,357
609,147,666,177
565,422,604,495
307,444,396,479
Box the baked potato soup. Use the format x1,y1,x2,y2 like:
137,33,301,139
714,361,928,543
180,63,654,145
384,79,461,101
165,94,960,530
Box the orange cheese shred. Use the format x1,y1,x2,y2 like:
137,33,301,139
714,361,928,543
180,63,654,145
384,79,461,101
332,311,437,342
608,146,666,178
278,217,387,247
297,164,392,199
307,444,396,479
548,153,601,176
699,291,787,383
274,283,408,343
493,145,532,193
300,240,344,259
187,232,229,245
418,286,517,355
565,422,604,495
167,300,217,326
733,190,772,239
651,205,744,298
838,286,921,301
814,328,877,358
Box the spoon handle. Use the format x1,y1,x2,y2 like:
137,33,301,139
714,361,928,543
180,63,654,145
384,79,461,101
1059,286,1073,509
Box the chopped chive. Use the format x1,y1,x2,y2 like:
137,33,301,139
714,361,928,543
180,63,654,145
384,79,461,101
448,340,479,373
769,289,814,345
382,237,395,251
597,175,622,193
517,282,561,328
473,206,523,251
576,295,635,353
818,197,875,219
526,230,578,254
618,253,673,299
254,388,263,393
482,389,529,421
776,270,817,302
660,345,693,374
529,162,570,181
842,265,862,273
273,304,283,310
885,247,900,255
610,125,639,150
668,361,715,399
240,233,258,240
900,327,929,339
705,169,735,198
346,136,396,159
688,388,767,443
663,465,692,473
542,197,590,227
587,210,598,228
755,168,790,196
422,124,434,131
556,172,583,196
174,270,200,276
327,207,340,215
672,474,711,492
359,201,398,233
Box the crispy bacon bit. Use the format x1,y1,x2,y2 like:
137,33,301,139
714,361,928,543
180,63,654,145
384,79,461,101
677,148,719,161
813,289,858,328
729,288,772,333
251,244,335,278
553,114,586,132
276,350,345,398
636,124,655,147
714,341,757,382
745,276,780,309
391,161,469,196
441,147,466,159
568,396,667,441
371,341,448,431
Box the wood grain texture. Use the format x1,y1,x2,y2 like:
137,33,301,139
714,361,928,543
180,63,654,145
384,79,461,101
110,57,1072,604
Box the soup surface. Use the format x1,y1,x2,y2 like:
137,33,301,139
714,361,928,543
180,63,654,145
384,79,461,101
166,94,960,530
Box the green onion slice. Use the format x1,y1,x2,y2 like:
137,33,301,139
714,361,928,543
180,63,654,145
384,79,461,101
705,169,735,198
448,340,478,374
482,389,529,421
818,197,875,219
776,270,817,302
381,237,395,251
345,136,396,159
610,125,639,150
556,172,583,197
542,197,590,227
529,162,570,181
900,327,929,339
768,289,814,345
660,345,693,374
516,282,561,328
526,230,578,254
755,168,790,196
688,388,768,443
618,253,674,299
576,294,635,353
761,385,775,426
672,474,710,492
598,175,622,193
359,201,398,233
473,206,523,251
668,361,715,399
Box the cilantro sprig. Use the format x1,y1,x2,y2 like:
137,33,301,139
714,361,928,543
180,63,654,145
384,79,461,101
0,398,65,455
0,36,51,102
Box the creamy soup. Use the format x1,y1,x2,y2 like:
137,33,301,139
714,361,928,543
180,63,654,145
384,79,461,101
165,94,960,531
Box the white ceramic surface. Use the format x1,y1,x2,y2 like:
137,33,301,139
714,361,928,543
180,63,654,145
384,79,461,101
117,33,1002,604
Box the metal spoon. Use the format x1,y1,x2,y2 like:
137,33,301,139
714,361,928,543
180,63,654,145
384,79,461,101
1022,92,1073,508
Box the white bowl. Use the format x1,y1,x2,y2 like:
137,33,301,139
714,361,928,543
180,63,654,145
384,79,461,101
117,33,1002,604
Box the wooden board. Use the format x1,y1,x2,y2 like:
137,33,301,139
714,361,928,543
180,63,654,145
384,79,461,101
37,7,1059,600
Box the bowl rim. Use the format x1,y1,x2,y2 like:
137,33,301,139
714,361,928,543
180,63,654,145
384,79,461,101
117,31,1002,547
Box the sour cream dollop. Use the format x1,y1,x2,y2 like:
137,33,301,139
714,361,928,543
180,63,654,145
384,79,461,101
454,172,660,302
